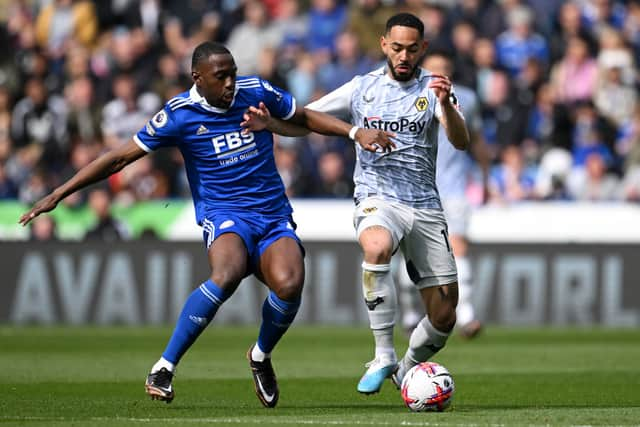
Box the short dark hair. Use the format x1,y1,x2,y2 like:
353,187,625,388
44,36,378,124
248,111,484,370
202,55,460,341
385,13,424,38
192,42,231,70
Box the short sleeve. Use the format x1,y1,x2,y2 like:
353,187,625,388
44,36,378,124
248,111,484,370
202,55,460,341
134,107,181,152
306,78,355,119
259,79,296,121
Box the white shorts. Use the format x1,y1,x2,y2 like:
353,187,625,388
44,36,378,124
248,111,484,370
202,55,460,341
353,196,458,289
441,197,470,236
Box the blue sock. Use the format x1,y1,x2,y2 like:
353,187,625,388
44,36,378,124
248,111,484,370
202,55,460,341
257,292,301,354
162,279,229,364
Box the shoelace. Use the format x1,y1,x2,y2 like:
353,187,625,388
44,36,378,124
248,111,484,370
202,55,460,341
364,358,378,368
364,357,396,370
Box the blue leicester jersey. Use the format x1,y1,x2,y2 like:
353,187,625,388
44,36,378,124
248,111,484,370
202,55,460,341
134,77,296,225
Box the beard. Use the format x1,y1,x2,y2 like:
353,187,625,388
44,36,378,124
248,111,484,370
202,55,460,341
387,58,417,82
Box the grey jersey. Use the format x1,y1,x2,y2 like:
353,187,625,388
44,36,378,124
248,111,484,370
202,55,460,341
307,67,463,209
436,85,481,198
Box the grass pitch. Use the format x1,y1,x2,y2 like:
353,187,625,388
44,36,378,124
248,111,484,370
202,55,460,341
1,326,639,426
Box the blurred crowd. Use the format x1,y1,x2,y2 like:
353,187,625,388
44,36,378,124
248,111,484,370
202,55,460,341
1,0,640,215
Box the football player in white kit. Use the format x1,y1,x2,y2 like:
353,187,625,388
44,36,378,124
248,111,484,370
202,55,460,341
241,13,470,395
397,51,487,339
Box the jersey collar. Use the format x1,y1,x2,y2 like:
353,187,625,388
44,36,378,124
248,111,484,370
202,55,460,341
189,85,238,113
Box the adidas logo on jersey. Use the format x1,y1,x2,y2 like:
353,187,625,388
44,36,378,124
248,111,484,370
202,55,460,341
363,116,426,134
196,124,209,135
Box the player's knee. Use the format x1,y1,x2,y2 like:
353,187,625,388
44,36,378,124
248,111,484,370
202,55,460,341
361,243,393,264
270,269,304,301
210,270,243,293
430,307,456,333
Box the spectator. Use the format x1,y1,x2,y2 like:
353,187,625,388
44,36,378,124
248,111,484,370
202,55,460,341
0,160,17,199
495,5,549,77
98,0,161,41
450,0,505,40
473,37,501,109
526,83,556,150
550,35,599,105
64,76,100,143
580,0,627,36
488,144,538,203
567,151,621,201
112,155,169,203
29,214,57,241
347,0,394,60
312,150,353,198
273,137,314,198
226,0,283,75
620,165,640,202
593,48,637,129
272,0,308,50
623,0,640,57
571,101,615,168
0,85,12,161
63,44,91,82
85,187,129,241
101,73,159,150
617,105,640,172
256,47,288,93
286,53,317,107
415,4,453,53
150,53,191,102
306,0,348,63
450,20,478,89
34,0,98,61
10,77,68,170
317,30,374,92
19,169,49,205
549,1,597,62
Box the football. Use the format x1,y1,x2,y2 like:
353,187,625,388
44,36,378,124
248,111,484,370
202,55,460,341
400,362,455,412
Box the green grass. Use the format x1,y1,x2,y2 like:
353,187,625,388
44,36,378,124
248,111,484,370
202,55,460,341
1,326,639,426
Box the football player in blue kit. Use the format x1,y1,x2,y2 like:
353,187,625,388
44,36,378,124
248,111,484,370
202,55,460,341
19,41,394,408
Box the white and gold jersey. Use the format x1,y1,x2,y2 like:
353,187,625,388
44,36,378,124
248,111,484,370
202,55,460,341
307,67,462,209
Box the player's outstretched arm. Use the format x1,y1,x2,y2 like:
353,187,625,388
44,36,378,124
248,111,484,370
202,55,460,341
429,74,470,150
242,102,310,137
19,139,147,226
296,108,396,152
242,102,396,152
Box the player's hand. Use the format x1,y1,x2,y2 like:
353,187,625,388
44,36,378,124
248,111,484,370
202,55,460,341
241,101,271,134
19,194,59,226
355,128,396,153
428,74,453,105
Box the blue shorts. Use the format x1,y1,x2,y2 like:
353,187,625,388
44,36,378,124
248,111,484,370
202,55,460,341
201,212,304,275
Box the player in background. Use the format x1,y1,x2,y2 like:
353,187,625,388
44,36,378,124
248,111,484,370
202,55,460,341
241,13,470,394
398,51,488,339
19,41,393,408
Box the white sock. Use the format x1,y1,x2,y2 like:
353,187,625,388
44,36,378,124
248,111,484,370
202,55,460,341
251,342,270,362
373,328,396,363
362,262,398,360
151,357,175,373
455,256,475,327
397,316,450,380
